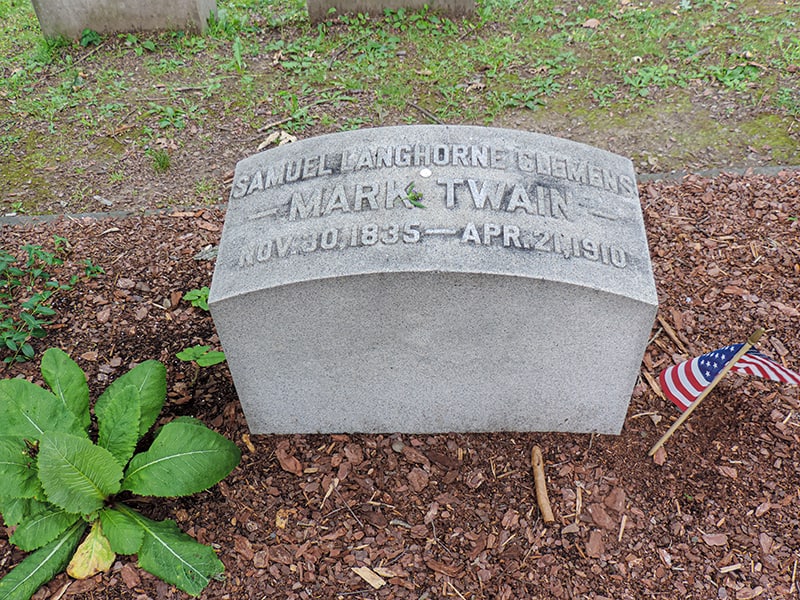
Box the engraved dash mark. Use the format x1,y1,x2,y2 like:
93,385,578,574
248,208,279,221
424,228,458,236
589,210,619,222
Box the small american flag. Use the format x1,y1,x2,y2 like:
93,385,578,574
659,344,800,411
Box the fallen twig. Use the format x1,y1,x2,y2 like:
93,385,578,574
531,446,555,524
256,116,295,133
657,314,689,354
641,370,667,401
406,101,444,124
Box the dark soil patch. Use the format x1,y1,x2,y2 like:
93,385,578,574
1,170,800,599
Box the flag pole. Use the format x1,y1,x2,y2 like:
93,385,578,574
648,328,764,457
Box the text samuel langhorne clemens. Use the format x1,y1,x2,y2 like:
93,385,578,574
233,143,635,270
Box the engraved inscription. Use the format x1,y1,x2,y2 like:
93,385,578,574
238,223,422,267
250,179,573,223
436,179,570,219
237,220,627,270
232,145,636,200
226,129,646,283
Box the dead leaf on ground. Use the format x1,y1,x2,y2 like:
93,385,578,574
275,442,303,476
257,130,296,151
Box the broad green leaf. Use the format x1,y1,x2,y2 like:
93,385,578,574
95,360,166,439
67,520,116,579
0,496,51,528
176,346,225,367
176,345,209,361
97,385,141,468
122,418,240,498
37,432,122,515
0,379,84,441
118,506,223,597
0,521,86,600
40,348,91,430
0,436,40,498
195,351,226,367
10,506,80,551
99,505,145,555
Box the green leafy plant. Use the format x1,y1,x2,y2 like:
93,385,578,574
123,33,157,55
144,102,200,130
0,238,103,365
231,36,246,73
177,288,225,380
0,348,241,598
177,345,227,367
182,286,210,311
80,28,102,47
146,147,171,173
405,182,425,208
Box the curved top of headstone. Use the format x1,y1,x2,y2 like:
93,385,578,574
210,125,657,308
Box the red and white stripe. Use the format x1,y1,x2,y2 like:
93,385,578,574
659,358,712,411
732,353,800,385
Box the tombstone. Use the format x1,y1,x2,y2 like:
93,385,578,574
306,0,473,23
31,0,216,39
209,125,658,434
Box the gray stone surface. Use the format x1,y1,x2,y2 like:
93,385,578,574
209,125,658,434
31,0,216,38
306,0,473,23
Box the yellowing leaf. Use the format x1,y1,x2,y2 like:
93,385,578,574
67,521,116,579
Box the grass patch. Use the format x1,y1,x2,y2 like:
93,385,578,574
0,0,798,214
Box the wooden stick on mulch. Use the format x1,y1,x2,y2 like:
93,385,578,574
531,446,555,524
648,328,765,457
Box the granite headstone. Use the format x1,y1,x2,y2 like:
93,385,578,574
209,125,658,434
31,0,215,38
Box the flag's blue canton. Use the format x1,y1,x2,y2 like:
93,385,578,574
698,344,741,379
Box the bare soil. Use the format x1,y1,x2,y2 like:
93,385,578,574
1,169,800,599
